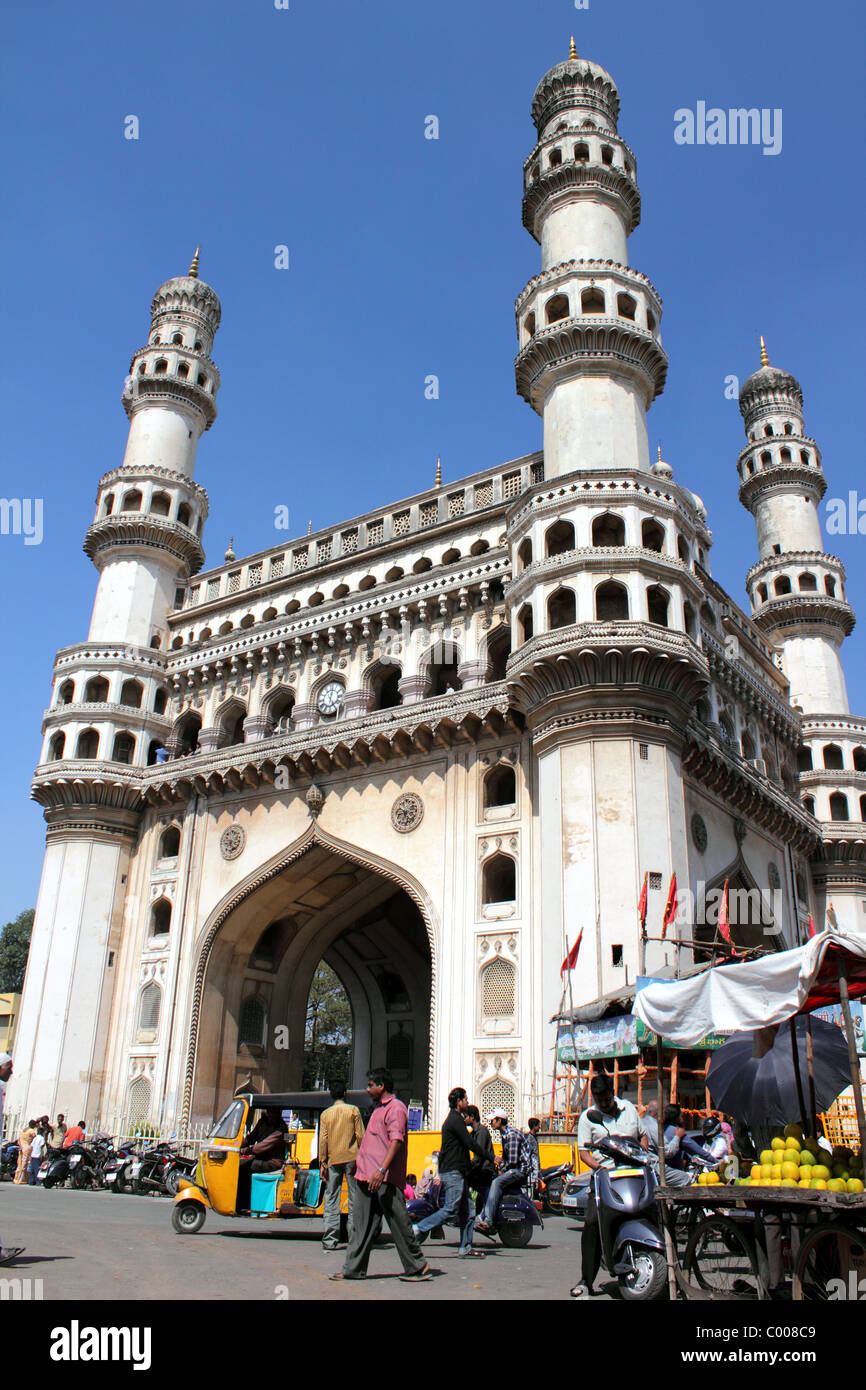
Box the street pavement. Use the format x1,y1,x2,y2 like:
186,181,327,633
1,1183,613,1301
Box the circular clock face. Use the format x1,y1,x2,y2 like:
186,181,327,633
317,681,344,717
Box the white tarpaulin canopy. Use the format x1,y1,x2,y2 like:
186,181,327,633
633,929,866,1046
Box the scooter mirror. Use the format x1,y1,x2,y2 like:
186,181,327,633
586,1109,605,1124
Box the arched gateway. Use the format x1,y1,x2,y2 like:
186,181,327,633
182,824,436,1125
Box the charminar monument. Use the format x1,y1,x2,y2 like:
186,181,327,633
8,44,864,1130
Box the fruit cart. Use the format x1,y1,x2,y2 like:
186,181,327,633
632,927,866,1300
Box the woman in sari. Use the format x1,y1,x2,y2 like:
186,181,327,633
13,1120,36,1184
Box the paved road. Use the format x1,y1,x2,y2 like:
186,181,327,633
1,1184,612,1301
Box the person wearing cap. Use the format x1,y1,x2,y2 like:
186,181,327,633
473,1108,529,1233
410,1086,486,1258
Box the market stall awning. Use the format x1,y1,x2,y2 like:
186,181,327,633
632,929,866,1047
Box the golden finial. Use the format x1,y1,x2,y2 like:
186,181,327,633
657,444,663,463
189,246,201,279
569,36,577,60
434,456,442,488
224,536,235,563
760,335,769,368
307,519,312,535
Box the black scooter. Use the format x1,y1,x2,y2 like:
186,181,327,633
407,1174,542,1248
586,1127,667,1301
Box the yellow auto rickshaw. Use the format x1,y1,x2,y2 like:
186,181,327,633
171,1090,369,1234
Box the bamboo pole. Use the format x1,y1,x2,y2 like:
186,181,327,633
836,963,866,1158
805,1017,817,1138
655,1035,678,1301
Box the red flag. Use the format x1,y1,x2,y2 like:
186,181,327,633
560,929,583,977
807,913,816,939
661,873,678,940
637,872,648,929
717,879,732,946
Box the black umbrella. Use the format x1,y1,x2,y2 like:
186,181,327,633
707,1014,853,1127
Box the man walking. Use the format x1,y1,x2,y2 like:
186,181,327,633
331,1068,431,1283
411,1087,485,1259
319,1082,365,1251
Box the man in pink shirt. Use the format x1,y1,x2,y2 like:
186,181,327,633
331,1068,431,1282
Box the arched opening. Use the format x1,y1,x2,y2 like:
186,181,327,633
700,602,716,629
592,512,625,547
646,585,670,627
482,854,516,904
683,601,697,640
76,728,100,759
159,825,181,859
238,996,267,1051
122,489,143,511
150,491,171,517
481,958,516,1031
267,690,296,734
829,792,850,822
175,711,201,756
641,519,665,553
58,680,75,706
84,675,110,703
111,730,136,764
802,795,816,816
825,575,837,597
581,287,605,314
617,293,636,321
798,572,818,592
154,687,168,715
523,312,535,342
517,603,534,643
48,731,66,761
517,538,532,572
120,679,143,708
756,584,768,603
595,581,629,621
545,519,575,556
190,842,434,1116
797,746,813,772
547,587,576,629
741,731,757,761
549,146,563,167
823,744,844,771
147,740,163,766
219,703,247,747
425,642,461,697
102,493,115,515
545,293,570,324
853,746,866,772
369,664,402,710
860,795,866,822
150,898,172,937
694,872,777,960
484,763,516,809
485,627,511,682
574,141,589,161
774,576,792,596
137,984,161,1041
177,503,192,527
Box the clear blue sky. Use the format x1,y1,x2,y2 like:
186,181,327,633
1,0,863,923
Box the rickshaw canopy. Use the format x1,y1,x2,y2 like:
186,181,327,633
633,929,866,1047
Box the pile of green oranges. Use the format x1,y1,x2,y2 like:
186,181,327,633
744,1124,864,1192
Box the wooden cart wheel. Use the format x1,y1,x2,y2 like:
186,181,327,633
684,1215,764,1299
792,1222,866,1301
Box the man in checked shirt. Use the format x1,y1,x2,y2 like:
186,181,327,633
473,1108,531,1233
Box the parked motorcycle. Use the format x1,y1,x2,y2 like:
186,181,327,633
40,1146,72,1189
0,1140,19,1182
407,1175,543,1249
583,1126,667,1301
537,1160,572,1215
163,1151,197,1196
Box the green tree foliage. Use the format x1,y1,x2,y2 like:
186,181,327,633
302,962,352,1090
0,909,34,992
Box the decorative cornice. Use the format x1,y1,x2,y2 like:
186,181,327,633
94,464,209,511
522,163,640,240
41,702,171,733
799,769,866,789
515,318,668,412
515,258,660,314
505,546,699,606
505,470,711,544
700,631,800,738
746,550,845,586
739,462,827,510
31,762,145,813
122,373,217,429
83,513,205,575
682,736,819,855
801,714,866,738
751,593,855,637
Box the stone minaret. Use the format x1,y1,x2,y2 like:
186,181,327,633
9,256,221,1121
738,342,865,935
514,39,667,475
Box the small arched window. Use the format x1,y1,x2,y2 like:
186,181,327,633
172,332,184,345
545,519,575,556
484,763,516,809
549,147,563,167
85,675,110,703
646,586,669,627
154,359,168,375
58,679,75,706
829,792,850,822
175,711,201,756
642,519,665,553
802,795,816,816
102,493,115,515
49,731,66,761
220,705,247,746
798,572,818,592
149,492,170,517
596,581,629,621
545,293,570,324
852,746,866,772
481,958,516,1021
600,144,614,165
756,584,768,603
592,513,625,547
151,898,171,937
122,489,143,511
517,538,532,572
741,731,757,761
617,293,636,321
482,854,516,904
518,603,534,644
774,576,792,596
485,627,511,682
700,602,716,629
574,142,590,161
177,503,192,527
153,687,168,715
825,575,837,597
823,744,844,771
797,747,813,772
159,825,181,859
111,731,135,764
176,363,189,379
370,665,402,711
76,728,100,759
523,313,535,341
137,984,161,1038
547,587,576,629
581,288,605,314
121,679,143,708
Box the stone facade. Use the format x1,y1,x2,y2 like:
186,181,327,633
8,50,864,1131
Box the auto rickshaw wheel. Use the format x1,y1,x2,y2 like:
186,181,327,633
172,1199,206,1235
